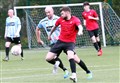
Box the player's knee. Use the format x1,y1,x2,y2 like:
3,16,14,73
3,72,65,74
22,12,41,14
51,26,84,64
96,37,100,41
45,52,55,61
74,54,80,63
91,36,97,43
5,42,11,47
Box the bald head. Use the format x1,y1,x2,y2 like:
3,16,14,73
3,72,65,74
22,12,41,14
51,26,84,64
8,9,14,17
45,6,54,12
45,6,54,19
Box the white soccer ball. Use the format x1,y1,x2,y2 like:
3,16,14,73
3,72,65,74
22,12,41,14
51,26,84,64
11,45,21,56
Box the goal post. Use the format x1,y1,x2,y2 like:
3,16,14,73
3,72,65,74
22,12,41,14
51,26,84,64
14,2,107,49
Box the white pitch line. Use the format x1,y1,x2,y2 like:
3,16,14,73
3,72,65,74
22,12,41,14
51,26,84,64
1,68,120,80
0,64,119,72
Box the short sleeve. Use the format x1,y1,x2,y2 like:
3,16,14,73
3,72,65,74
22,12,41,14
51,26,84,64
75,17,81,26
37,21,43,28
93,10,98,17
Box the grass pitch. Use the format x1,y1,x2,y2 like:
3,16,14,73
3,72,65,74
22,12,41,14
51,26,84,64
0,46,119,83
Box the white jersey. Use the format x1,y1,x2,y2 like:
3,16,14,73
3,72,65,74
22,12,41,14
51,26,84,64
37,15,60,44
5,16,21,38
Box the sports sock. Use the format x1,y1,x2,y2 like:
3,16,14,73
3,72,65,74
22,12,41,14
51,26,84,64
93,42,99,51
21,47,23,57
55,58,67,71
47,59,56,65
78,60,90,73
5,47,9,57
69,59,76,73
97,41,101,49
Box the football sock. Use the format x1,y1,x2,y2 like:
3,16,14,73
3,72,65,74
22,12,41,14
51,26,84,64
21,47,23,57
5,47,9,57
47,59,56,65
69,59,76,73
93,42,99,51
97,41,101,49
55,58,67,71
78,60,90,73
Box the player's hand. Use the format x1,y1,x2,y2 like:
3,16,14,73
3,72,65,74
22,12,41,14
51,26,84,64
37,40,44,45
88,16,94,19
54,36,58,40
15,33,19,37
48,35,51,40
78,31,83,36
4,35,6,39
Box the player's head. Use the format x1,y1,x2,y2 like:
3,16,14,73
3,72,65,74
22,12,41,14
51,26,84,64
83,1,90,11
45,6,54,19
60,6,71,20
8,9,14,17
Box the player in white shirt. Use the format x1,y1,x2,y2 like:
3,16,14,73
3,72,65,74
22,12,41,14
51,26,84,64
3,9,24,61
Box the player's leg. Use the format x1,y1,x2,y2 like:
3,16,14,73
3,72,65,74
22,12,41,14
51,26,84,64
50,43,68,72
46,40,63,73
54,53,69,78
64,43,77,82
74,54,92,79
54,56,69,78
94,29,102,56
17,44,24,60
88,30,99,55
14,37,24,59
3,37,12,61
46,52,57,62
67,50,77,82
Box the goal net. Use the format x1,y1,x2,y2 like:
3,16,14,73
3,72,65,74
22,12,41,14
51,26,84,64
14,2,120,49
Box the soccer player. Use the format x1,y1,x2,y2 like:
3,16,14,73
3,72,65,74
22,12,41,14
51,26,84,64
82,2,102,56
46,6,92,82
3,9,24,61
36,6,69,78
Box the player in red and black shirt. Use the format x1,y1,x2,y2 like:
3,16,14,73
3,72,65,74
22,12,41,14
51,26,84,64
82,2,102,56
46,6,92,82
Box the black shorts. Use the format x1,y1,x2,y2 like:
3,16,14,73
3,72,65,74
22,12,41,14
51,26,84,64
6,37,21,44
88,29,99,38
50,40,75,57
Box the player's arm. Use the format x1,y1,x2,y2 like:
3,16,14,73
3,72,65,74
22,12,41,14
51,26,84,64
15,17,21,37
88,16,99,20
77,24,83,36
4,19,8,39
35,26,44,44
83,19,86,26
88,10,99,21
48,26,58,40
15,24,21,37
75,17,83,36
4,26,7,39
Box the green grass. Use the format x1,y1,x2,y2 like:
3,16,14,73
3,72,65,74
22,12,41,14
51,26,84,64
0,46,120,83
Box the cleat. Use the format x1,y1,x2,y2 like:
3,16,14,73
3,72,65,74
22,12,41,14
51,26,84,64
21,57,24,60
87,72,93,80
98,49,102,56
3,57,9,61
70,76,77,83
52,61,60,74
64,70,69,79
70,73,77,83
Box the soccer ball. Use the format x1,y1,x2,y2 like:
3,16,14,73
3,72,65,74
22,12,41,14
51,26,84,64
11,45,21,56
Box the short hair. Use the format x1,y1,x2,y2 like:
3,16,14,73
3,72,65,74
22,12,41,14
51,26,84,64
60,6,71,13
83,1,90,6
